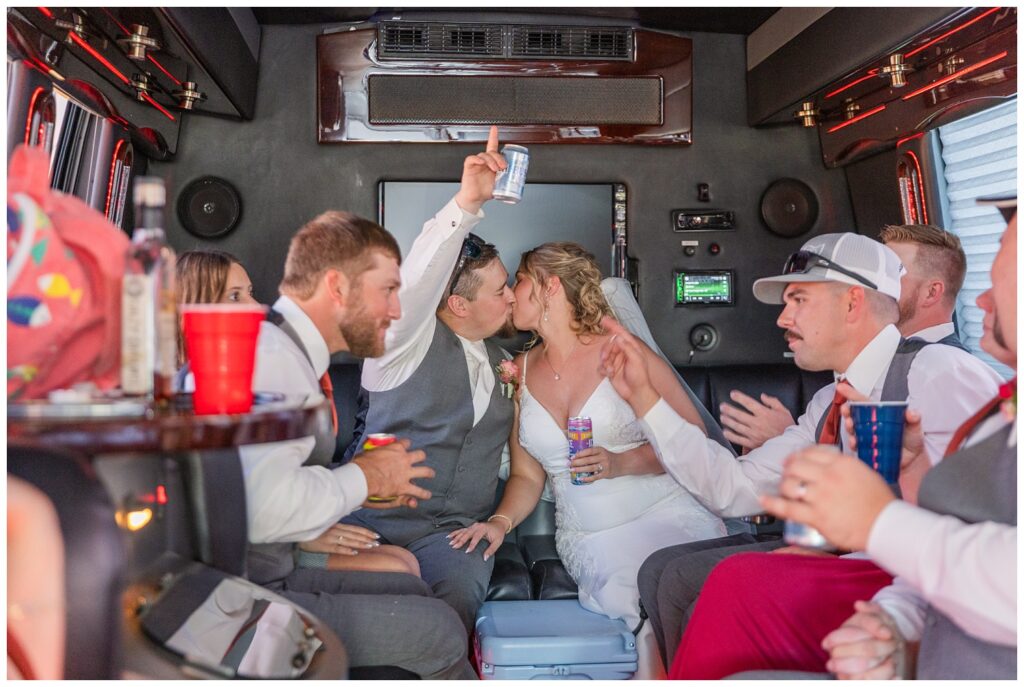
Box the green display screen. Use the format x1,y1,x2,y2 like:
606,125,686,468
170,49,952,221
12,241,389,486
674,271,733,305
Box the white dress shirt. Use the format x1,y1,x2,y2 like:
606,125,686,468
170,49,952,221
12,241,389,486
361,197,495,425
909,321,956,343
869,415,1017,646
238,295,368,544
638,324,1004,518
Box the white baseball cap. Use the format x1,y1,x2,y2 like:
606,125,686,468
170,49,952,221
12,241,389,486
753,233,905,305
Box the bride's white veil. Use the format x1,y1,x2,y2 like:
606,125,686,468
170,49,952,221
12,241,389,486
601,277,736,456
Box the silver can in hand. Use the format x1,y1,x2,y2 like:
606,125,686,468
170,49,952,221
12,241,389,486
492,145,529,204
783,520,835,551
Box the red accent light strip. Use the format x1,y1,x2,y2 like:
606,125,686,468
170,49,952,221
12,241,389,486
148,55,182,86
37,6,53,19
141,93,176,121
104,138,126,218
902,51,1009,101
24,87,45,144
825,69,880,99
905,150,930,224
67,31,129,84
101,8,131,35
156,484,168,505
826,104,887,133
897,132,925,147
905,7,1003,59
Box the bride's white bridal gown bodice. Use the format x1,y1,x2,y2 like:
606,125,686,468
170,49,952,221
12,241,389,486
518,357,725,625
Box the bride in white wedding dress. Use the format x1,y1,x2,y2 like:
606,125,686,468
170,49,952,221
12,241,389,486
449,242,725,675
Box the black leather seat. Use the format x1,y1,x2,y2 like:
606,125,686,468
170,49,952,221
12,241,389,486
8,445,126,679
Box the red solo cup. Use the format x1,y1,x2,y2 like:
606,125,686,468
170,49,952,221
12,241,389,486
181,304,267,414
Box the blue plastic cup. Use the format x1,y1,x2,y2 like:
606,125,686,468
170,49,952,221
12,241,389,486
849,401,908,484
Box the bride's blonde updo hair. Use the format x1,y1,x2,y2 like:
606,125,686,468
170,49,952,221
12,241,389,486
518,242,612,337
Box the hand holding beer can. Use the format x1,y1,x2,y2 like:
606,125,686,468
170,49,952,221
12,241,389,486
492,145,529,204
362,433,399,502
568,417,594,485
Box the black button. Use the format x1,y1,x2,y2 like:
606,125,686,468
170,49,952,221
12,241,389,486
684,246,696,257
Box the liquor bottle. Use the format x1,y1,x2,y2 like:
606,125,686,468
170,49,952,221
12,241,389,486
121,176,177,400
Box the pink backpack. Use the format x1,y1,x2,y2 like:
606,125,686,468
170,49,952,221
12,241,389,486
7,144,130,400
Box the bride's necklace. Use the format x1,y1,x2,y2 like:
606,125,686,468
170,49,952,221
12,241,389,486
544,340,579,381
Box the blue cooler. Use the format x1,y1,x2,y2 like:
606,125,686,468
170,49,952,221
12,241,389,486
474,600,638,679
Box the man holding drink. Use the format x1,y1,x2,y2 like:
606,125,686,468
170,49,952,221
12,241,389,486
601,232,1002,671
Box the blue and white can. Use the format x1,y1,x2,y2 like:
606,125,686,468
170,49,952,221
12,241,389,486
783,520,835,550
492,144,529,204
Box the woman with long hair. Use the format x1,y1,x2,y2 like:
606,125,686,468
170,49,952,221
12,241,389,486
174,249,419,576
449,242,726,675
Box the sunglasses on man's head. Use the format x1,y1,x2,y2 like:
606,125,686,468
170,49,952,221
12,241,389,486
782,250,877,291
449,233,486,298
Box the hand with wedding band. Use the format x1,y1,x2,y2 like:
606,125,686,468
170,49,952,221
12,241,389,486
761,445,896,552
299,523,381,557
569,446,618,483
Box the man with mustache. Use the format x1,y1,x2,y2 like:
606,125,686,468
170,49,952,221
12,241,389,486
238,209,478,679
757,198,1017,679
601,232,1002,671
721,224,969,452
342,126,518,633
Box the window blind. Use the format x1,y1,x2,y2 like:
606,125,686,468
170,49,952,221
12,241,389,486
937,99,1016,379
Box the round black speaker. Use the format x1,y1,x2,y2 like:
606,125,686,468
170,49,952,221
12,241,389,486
177,176,242,239
760,179,818,238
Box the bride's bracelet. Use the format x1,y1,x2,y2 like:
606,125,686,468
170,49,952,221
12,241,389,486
487,513,513,535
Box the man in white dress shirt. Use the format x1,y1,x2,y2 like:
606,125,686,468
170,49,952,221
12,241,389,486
343,126,518,633
720,223,969,452
763,200,1016,679
607,232,1002,669
240,208,478,678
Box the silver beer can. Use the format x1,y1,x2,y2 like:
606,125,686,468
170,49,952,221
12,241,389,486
783,520,835,551
492,144,529,204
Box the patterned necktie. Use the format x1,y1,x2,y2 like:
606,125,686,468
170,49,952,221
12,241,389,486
319,372,339,436
945,377,1016,457
818,384,846,446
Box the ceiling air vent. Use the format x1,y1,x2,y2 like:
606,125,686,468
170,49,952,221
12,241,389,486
378,21,502,59
510,25,632,60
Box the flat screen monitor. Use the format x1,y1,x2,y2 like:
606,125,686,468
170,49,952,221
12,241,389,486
379,182,616,278
674,269,734,306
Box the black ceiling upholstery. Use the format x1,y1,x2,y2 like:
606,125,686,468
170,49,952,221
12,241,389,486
251,7,779,35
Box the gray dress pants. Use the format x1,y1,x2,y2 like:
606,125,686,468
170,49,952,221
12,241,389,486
270,568,477,680
637,533,785,669
408,528,496,635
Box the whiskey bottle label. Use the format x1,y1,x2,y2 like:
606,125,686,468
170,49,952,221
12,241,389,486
122,273,155,394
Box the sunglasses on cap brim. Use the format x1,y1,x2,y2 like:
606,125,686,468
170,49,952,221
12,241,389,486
782,250,877,290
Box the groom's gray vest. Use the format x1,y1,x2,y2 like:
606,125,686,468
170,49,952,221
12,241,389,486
346,319,515,547
915,408,1016,680
247,310,336,586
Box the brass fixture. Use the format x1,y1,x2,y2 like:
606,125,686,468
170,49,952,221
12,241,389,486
843,98,861,120
56,12,105,47
172,81,207,110
793,100,820,127
939,55,966,75
117,24,161,61
880,53,913,88
130,72,154,100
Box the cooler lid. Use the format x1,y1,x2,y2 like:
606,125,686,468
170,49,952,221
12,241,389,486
475,600,637,667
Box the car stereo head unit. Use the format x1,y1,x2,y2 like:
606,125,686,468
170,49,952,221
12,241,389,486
674,269,734,306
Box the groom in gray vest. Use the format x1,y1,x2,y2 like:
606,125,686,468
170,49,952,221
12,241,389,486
762,198,1016,679
344,126,517,632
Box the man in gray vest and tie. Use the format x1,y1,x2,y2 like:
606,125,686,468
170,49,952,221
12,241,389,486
343,126,518,633
601,232,1002,670
721,223,969,453
763,198,1016,679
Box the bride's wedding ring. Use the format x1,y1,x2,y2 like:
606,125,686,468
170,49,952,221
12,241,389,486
795,480,808,500
596,465,604,473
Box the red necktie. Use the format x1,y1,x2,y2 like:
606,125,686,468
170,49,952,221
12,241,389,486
319,372,339,436
818,386,845,446
945,378,1016,457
